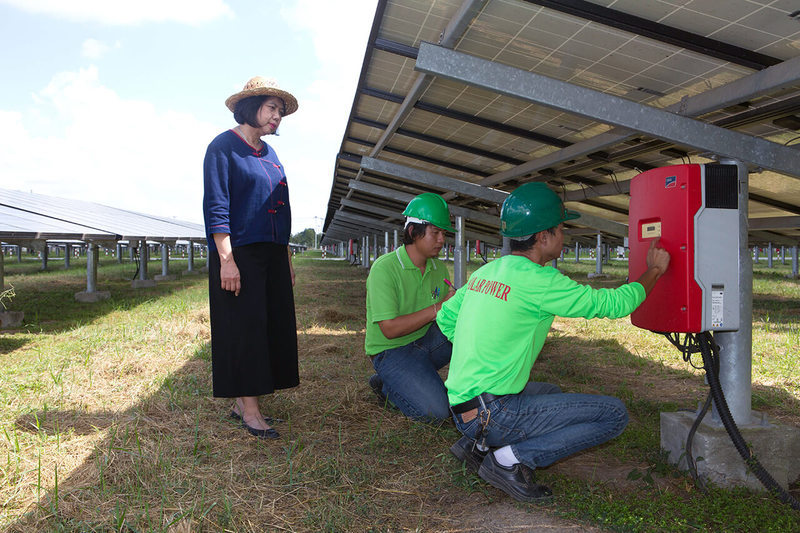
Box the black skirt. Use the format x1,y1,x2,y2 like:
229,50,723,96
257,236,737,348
208,242,299,397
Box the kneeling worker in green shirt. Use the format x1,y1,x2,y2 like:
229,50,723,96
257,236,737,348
365,193,456,422
437,183,670,501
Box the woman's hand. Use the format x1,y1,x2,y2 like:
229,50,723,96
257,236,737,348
288,246,295,287
220,257,241,296
213,233,240,296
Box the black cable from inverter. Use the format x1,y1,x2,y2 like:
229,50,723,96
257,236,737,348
695,331,800,510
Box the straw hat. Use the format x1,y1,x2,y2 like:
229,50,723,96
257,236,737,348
224,76,298,115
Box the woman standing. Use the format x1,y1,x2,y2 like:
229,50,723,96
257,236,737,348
203,76,300,439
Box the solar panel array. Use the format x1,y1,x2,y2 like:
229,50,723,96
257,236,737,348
322,0,800,248
0,188,206,243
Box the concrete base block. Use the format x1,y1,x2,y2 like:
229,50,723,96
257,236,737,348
661,410,800,491
587,272,607,279
74,291,111,303
154,274,178,281
0,310,24,328
131,279,157,289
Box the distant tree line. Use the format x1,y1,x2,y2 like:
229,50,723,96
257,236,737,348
290,228,316,248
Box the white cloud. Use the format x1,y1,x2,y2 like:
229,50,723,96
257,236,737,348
0,67,216,223
0,0,233,25
277,0,377,232
81,38,119,59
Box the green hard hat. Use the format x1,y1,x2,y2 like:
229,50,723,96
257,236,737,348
402,193,455,232
500,183,580,238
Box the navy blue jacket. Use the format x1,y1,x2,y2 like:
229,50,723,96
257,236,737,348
203,129,291,252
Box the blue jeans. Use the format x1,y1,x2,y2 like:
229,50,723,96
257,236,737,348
371,323,452,422
453,382,628,469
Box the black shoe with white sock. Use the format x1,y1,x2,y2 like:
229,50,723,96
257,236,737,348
478,452,553,502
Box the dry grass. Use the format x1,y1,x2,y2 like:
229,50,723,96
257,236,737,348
0,254,798,532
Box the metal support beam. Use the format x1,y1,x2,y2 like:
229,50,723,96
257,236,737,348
352,166,625,235
361,156,508,204
415,43,800,179
793,246,799,278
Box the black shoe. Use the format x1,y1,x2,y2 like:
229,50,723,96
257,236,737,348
369,374,387,404
229,410,283,425
242,422,280,440
450,435,487,473
478,452,553,502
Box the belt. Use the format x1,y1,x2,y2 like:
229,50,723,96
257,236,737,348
450,392,505,415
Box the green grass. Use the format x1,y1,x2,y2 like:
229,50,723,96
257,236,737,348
0,251,798,531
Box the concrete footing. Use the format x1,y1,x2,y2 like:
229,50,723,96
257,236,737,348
587,272,607,279
0,310,24,328
131,279,157,288
661,410,800,491
154,274,178,281
74,291,111,303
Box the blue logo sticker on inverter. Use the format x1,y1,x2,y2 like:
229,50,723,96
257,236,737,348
665,175,677,188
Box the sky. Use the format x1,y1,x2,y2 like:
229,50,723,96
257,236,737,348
0,0,379,234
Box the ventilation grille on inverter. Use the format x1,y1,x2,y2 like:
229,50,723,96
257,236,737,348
705,164,738,209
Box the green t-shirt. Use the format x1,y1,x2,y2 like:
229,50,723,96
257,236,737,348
438,254,645,405
365,246,450,355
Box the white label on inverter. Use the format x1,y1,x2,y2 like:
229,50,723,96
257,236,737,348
711,289,724,328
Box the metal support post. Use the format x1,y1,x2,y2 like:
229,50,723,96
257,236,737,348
781,246,786,265
453,216,466,288
595,234,603,275
139,240,148,280
373,234,379,260
393,229,398,251
161,243,169,276
41,244,48,271
444,244,449,261
187,242,195,272
466,240,471,263
384,231,389,255
767,242,773,268
64,244,71,269
363,236,370,269
16,245,21,263
0,248,4,290
753,245,759,263
575,242,580,263
551,258,557,268
713,160,752,425
560,248,565,261
116,243,122,263
792,245,799,278
86,243,98,293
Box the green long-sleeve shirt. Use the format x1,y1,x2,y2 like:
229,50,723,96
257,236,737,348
438,255,645,405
